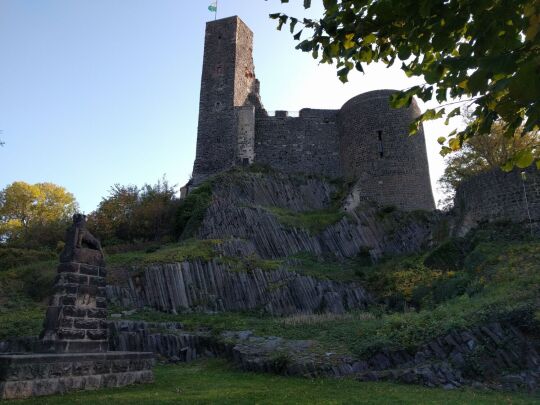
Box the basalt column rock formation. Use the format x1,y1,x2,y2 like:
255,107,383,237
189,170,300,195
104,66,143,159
106,261,371,315
0,215,154,400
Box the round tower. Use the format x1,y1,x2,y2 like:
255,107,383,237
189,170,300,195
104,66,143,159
338,89,435,211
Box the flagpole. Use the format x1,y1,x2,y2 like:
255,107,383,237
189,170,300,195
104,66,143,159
215,0,218,20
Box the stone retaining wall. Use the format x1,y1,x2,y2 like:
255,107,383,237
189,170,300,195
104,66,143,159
0,352,154,400
454,167,540,236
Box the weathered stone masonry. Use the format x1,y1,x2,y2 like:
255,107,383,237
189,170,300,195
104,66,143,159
191,16,435,211
454,166,540,235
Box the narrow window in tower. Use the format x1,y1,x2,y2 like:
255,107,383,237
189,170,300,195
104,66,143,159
377,130,384,158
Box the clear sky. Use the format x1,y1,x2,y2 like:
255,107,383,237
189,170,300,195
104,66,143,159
0,0,454,213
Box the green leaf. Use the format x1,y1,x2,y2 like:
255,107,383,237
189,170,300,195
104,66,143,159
323,0,337,10
338,67,350,83
293,30,303,41
421,108,445,122
515,149,534,168
424,64,445,84
328,43,340,57
398,46,411,60
363,33,377,45
444,107,461,125
296,40,313,52
289,18,298,34
448,137,461,151
343,33,355,50
390,93,412,109
277,15,288,31
303,0,311,8
501,160,514,172
437,136,446,145
358,47,373,62
440,147,452,156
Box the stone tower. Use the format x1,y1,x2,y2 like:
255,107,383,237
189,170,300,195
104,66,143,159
338,90,435,211
192,16,260,185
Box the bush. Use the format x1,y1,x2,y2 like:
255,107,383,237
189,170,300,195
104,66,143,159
0,248,56,272
88,176,180,245
175,182,213,238
423,238,468,271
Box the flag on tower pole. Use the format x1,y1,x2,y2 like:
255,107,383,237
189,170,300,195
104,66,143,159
208,1,218,20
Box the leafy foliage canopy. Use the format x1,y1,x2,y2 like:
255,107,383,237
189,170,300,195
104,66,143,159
0,182,78,247
270,0,540,169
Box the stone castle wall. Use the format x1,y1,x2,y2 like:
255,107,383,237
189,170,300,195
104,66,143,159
454,166,540,235
191,16,436,211
254,109,342,178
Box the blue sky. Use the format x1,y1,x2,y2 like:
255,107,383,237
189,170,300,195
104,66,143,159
0,0,449,212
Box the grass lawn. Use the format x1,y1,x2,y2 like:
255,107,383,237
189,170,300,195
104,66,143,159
3,359,538,405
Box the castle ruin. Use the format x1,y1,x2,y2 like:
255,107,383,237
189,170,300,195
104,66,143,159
192,16,435,211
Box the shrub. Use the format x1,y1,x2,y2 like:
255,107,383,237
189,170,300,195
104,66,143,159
175,182,213,239
88,176,179,245
0,248,56,272
423,238,468,271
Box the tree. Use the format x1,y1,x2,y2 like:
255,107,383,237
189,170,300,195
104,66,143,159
270,0,540,170
87,176,179,245
0,181,78,247
87,184,139,244
438,119,539,207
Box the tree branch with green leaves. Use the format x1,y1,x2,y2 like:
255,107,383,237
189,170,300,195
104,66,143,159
269,0,540,170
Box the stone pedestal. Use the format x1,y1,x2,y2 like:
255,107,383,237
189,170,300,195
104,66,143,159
0,352,154,400
0,215,155,399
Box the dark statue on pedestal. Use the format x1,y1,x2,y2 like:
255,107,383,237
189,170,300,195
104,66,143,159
0,215,154,400
39,214,108,353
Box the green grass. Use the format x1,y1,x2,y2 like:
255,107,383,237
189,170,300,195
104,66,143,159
105,239,220,267
284,252,363,282
3,360,537,404
0,304,44,340
267,206,346,235
106,239,285,275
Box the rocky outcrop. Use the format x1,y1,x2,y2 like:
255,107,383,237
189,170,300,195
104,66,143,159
107,320,539,392
106,261,371,315
108,321,216,362
355,322,540,391
208,171,337,212
198,171,437,260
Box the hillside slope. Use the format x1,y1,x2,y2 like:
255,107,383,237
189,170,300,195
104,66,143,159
1,167,539,393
